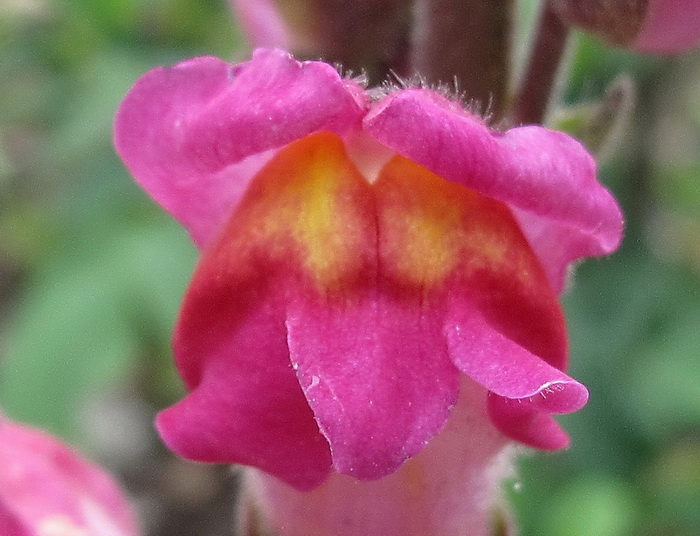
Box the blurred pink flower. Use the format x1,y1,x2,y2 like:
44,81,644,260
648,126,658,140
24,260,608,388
229,0,410,81
0,416,139,536
114,48,623,491
230,0,291,50
552,0,700,54
634,0,700,53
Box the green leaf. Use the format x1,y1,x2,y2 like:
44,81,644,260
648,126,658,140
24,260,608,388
540,475,639,536
623,309,700,439
0,257,137,439
0,212,195,440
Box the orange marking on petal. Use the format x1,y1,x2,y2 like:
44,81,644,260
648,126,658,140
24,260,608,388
199,131,549,309
375,155,543,289
203,131,376,296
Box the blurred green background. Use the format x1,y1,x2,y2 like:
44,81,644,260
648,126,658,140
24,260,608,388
1,1,698,535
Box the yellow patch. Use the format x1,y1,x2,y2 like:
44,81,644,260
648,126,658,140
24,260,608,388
291,146,355,282
206,131,541,298
376,155,521,287
212,131,374,294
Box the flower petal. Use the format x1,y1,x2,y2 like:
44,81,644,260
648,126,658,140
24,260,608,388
364,89,623,292
373,152,569,371
287,292,459,480
444,310,588,414
157,297,331,490
114,48,366,247
155,135,396,490
487,394,571,450
0,418,139,536
371,154,587,447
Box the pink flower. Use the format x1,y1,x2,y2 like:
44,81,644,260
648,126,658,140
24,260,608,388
0,416,139,536
551,0,700,54
114,48,623,491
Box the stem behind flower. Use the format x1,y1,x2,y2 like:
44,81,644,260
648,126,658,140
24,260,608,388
410,0,513,121
510,2,571,125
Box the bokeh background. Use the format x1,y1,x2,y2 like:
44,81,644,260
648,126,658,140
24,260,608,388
1,1,699,535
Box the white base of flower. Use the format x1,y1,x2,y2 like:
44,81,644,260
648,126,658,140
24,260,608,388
237,378,517,536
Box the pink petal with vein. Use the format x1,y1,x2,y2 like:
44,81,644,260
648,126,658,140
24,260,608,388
487,394,571,450
287,290,459,480
114,49,366,247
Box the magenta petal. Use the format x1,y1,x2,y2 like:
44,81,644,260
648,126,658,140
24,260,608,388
487,394,571,450
0,419,139,536
114,48,366,247
0,501,29,536
364,89,623,292
444,309,588,415
160,283,332,490
286,292,460,480
156,369,331,491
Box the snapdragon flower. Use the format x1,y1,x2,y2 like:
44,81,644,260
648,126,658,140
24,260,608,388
114,48,623,493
